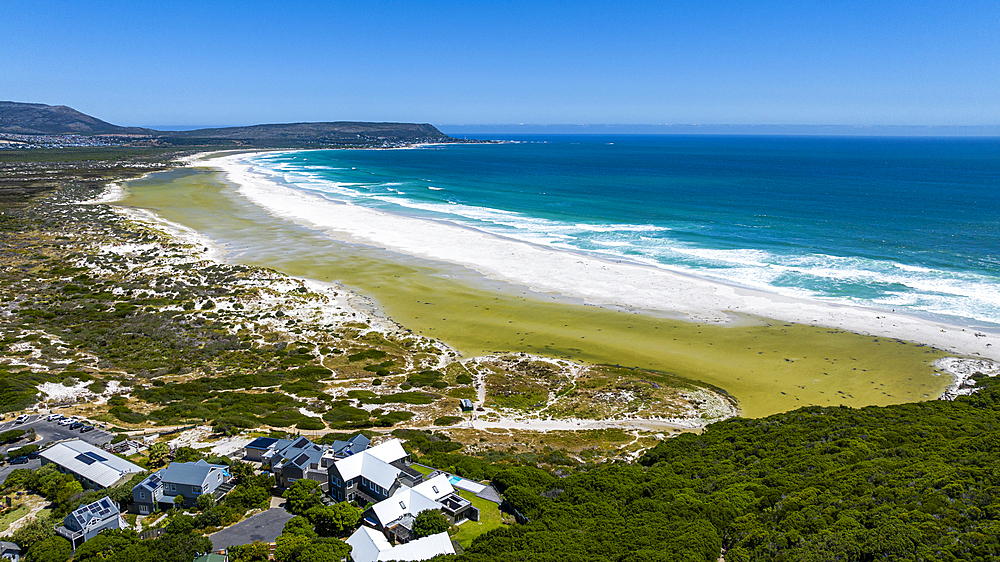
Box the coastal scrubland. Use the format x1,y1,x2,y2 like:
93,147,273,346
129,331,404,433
0,148,731,464
3,146,1000,561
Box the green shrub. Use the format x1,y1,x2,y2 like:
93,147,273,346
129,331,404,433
456,373,473,385
347,349,386,362
295,417,326,430
434,416,463,426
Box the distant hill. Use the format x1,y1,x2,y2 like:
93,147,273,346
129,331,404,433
0,101,455,146
0,101,155,135
169,122,450,143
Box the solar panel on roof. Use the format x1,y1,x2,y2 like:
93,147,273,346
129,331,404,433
76,453,97,465
86,452,108,462
294,437,309,448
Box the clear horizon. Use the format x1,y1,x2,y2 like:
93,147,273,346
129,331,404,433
3,1,998,128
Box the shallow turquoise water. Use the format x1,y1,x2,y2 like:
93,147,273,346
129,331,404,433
250,135,1000,327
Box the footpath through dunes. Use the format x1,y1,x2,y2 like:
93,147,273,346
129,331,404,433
120,166,951,419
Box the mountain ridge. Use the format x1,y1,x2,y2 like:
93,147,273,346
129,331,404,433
0,101,452,145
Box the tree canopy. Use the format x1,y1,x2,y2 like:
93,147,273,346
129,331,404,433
450,376,1000,562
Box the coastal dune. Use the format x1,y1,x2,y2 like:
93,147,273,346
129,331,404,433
211,152,999,362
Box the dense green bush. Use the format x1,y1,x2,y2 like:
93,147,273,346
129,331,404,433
295,417,326,430
452,376,1000,562
433,416,463,426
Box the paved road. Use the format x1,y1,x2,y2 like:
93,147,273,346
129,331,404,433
209,508,294,549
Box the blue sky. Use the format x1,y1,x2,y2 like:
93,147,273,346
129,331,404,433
2,1,998,127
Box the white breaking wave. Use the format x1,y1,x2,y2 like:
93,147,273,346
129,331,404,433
242,152,1000,327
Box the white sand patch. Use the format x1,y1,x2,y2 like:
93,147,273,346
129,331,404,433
37,380,129,404
936,357,1000,399
168,427,252,458
209,152,1000,362
38,381,93,402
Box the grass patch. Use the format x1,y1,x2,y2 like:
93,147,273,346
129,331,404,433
0,504,30,534
452,489,505,548
434,416,464,426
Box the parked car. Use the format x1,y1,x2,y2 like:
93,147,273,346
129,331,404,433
46,413,63,421
80,425,95,433
28,451,40,459
58,418,74,426
69,422,84,430
9,456,28,465
14,415,29,424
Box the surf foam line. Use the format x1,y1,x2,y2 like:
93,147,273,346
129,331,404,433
209,151,1000,361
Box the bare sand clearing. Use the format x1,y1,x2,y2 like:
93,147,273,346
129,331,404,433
209,152,999,362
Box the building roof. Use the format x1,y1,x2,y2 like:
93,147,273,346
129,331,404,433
347,526,455,562
0,541,20,552
332,433,370,457
333,439,408,490
245,437,279,450
39,439,144,488
370,474,455,527
63,496,120,533
160,459,228,488
273,436,326,471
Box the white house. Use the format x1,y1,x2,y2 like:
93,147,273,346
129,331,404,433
346,526,455,562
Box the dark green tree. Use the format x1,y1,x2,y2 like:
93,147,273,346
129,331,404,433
25,536,71,562
413,509,451,538
284,478,323,515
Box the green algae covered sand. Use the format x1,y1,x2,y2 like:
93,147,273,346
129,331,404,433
120,167,949,418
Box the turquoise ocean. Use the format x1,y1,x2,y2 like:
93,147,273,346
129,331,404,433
248,135,1000,328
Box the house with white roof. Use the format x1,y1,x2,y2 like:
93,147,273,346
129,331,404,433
346,526,455,562
132,459,231,514
55,496,126,550
39,439,144,490
364,474,479,544
328,439,423,504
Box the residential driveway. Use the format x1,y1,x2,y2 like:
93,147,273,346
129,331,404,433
209,508,294,549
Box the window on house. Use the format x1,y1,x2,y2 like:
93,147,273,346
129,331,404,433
169,483,176,491
140,491,146,499
193,486,201,494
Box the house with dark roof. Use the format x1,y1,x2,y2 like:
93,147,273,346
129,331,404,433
328,439,423,504
242,437,281,463
363,474,478,544
55,496,126,550
132,459,231,513
267,436,334,490
331,433,370,458
0,541,21,562
39,439,144,490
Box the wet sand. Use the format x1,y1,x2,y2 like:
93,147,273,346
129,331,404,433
119,166,950,418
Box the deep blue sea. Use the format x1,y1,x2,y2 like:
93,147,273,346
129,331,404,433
251,135,1000,327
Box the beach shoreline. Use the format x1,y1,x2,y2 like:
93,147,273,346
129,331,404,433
206,150,1000,362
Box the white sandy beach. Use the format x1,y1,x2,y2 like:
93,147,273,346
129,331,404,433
206,151,1000,362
